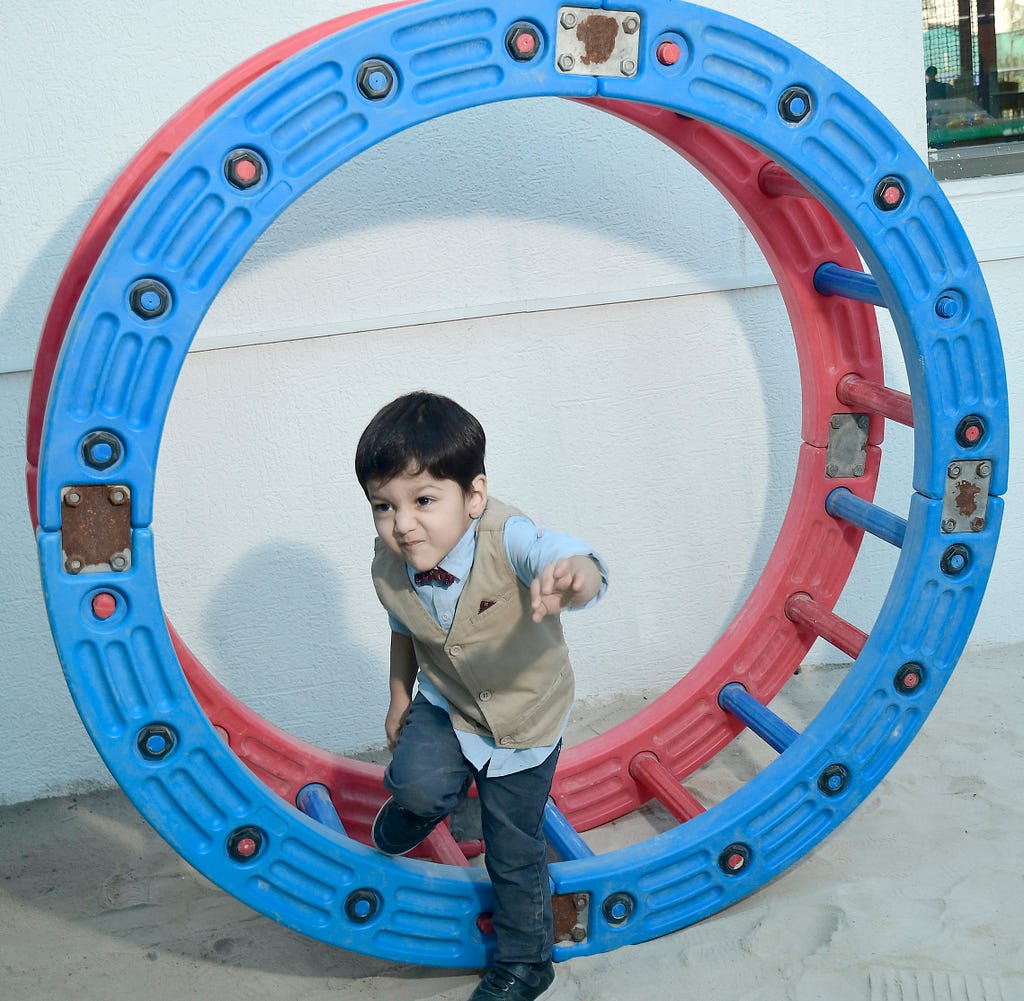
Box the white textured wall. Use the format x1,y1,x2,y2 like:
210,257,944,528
2,0,1021,804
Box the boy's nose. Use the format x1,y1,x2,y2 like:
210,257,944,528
394,507,417,535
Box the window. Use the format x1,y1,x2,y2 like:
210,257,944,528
923,0,1024,179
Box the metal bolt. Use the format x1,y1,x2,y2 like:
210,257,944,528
571,924,587,942
109,488,127,506
505,23,541,62
356,59,397,99
110,553,128,571
826,463,839,477
971,517,986,532
852,463,865,477
558,53,575,71
977,461,991,478
65,491,82,507
623,15,639,33
223,149,266,190
560,10,577,28
830,415,843,430
778,86,813,124
128,278,172,320
948,463,961,479
67,557,84,574
942,518,957,532
620,58,637,76
874,175,906,211
573,894,588,910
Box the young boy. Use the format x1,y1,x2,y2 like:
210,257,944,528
355,392,606,1001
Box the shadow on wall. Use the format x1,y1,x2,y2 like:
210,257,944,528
194,542,385,754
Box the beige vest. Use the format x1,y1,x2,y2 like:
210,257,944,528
372,499,574,748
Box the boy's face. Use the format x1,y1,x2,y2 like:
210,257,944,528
367,467,487,572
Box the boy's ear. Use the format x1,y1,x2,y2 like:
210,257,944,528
467,474,488,517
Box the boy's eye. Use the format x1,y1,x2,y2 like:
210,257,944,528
415,496,435,507
373,502,393,513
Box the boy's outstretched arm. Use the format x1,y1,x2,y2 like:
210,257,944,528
385,632,418,750
530,555,604,623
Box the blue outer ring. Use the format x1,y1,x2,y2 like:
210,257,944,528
37,0,1008,966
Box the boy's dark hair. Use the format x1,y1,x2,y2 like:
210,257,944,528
355,391,486,495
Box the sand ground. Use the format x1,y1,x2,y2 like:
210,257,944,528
2,644,1021,1001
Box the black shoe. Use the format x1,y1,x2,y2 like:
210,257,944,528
371,797,442,855
468,961,555,1001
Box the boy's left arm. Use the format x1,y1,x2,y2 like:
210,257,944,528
530,555,604,623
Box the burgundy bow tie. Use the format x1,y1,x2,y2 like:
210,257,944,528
414,566,456,586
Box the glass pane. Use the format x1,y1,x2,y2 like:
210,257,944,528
923,0,1024,178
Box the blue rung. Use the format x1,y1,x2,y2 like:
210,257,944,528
543,800,594,860
814,262,886,307
296,783,347,835
826,487,907,548
718,684,800,754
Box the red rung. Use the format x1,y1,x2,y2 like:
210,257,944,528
629,752,706,823
424,824,471,867
785,593,867,659
837,374,913,427
758,162,812,198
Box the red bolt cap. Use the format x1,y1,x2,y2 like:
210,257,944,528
657,41,681,65
235,837,258,857
92,592,117,620
233,159,258,183
516,33,536,54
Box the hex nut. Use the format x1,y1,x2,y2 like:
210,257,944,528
505,23,541,62
223,149,266,190
128,279,171,319
778,86,813,124
356,59,397,100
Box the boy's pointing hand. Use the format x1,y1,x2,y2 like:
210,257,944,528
530,555,603,623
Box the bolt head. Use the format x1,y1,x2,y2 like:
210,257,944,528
109,488,127,506
560,10,577,28
948,464,961,478
977,461,991,478
64,491,82,507
224,149,266,190
128,279,171,319
656,40,682,66
357,59,397,99
623,15,639,33
571,924,587,942
505,24,541,62
874,175,906,211
557,53,575,71
779,87,813,123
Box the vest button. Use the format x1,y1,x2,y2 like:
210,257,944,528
499,736,513,746
479,690,492,701
449,645,463,656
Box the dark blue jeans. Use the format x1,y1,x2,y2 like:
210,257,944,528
384,693,561,965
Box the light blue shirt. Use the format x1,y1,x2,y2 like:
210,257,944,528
389,515,607,776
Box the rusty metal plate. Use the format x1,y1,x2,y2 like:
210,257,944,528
941,459,992,533
555,7,641,78
553,890,589,943
60,485,132,574
826,413,869,478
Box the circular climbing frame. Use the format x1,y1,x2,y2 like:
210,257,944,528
30,0,1007,968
